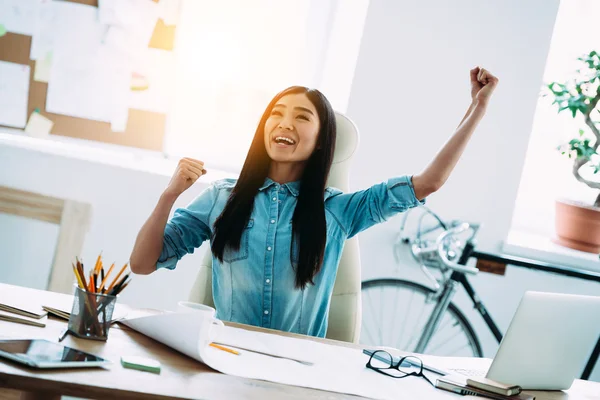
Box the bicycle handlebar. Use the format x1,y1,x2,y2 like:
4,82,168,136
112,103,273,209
401,208,481,276
435,223,479,275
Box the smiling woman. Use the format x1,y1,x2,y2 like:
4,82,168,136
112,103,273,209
264,91,327,181
129,66,499,338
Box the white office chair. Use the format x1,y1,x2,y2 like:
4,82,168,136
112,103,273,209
188,112,362,343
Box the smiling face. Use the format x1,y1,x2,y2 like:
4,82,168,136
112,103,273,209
263,93,321,164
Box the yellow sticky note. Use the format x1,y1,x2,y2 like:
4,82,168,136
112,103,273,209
34,52,53,83
0,24,6,37
25,112,54,138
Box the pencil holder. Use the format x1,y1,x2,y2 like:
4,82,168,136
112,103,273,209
68,285,117,341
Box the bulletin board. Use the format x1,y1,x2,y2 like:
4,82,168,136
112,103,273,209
0,0,177,151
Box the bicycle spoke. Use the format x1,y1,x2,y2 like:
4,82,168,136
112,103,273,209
378,286,384,345
396,286,416,350
427,324,467,354
360,279,482,358
390,282,401,344
403,299,431,351
361,299,378,345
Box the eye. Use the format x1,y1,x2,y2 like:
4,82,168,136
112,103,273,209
271,110,283,116
296,114,310,121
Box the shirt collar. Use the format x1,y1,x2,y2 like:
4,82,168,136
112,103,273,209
259,178,300,197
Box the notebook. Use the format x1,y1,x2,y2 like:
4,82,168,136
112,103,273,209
0,301,47,319
0,310,47,328
42,304,127,324
436,375,535,400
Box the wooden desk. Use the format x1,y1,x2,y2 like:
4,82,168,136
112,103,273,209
0,283,598,400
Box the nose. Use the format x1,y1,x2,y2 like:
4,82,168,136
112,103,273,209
278,118,294,131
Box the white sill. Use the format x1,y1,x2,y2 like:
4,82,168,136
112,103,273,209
0,128,238,182
502,230,600,274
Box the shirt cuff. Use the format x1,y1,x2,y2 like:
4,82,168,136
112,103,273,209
156,225,180,270
387,175,426,210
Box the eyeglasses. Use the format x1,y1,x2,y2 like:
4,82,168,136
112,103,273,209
366,350,434,386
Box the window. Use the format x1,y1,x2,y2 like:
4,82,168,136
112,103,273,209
510,0,600,237
165,0,369,172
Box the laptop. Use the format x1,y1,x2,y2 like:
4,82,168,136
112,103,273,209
436,291,600,390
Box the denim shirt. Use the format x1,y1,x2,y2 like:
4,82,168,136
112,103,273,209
157,175,425,337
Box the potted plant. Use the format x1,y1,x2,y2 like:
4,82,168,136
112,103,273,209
546,50,600,253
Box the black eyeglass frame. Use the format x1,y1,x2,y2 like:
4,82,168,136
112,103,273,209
366,350,434,386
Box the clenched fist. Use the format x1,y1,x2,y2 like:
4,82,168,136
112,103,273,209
164,158,207,198
470,66,499,107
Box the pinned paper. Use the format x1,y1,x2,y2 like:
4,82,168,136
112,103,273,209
34,52,52,82
0,24,7,37
128,48,175,114
0,61,30,128
111,108,129,132
25,111,54,137
0,0,38,36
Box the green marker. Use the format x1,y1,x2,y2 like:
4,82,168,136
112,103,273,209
0,24,6,37
120,356,161,374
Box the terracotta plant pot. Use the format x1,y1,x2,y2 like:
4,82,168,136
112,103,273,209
554,199,600,253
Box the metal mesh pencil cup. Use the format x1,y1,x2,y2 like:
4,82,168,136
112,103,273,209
68,285,117,341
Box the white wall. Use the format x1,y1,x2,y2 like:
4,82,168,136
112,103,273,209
1,0,599,381
346,0,599,381
0,144,224,312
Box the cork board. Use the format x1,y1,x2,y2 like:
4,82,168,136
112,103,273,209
0,0,176,151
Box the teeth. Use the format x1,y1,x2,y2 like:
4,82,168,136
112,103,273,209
275,136,296,145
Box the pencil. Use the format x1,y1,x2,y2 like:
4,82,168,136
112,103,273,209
93,252,102,275
108,274,129,296
99,262,115,293
209,343,240,355
106,263,128,292
76,259,87,289
113,281,129,296
72,264,85,289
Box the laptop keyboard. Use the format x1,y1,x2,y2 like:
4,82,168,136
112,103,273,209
450,368,487,377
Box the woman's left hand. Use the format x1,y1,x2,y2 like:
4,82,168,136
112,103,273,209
470,67,499,106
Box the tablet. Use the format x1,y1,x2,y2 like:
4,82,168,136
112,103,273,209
0,339,111,369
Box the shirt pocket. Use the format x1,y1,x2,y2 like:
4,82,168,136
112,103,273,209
223,219,254,263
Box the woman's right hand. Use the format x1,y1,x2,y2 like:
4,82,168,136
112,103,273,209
164,158,207,198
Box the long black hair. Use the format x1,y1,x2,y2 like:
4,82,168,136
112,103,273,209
211,86,337,289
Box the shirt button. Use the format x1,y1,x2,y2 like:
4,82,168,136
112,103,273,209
270,219,275,224
264,310,269,315
265,279,271,284
272,197,277,201
267,246,272,251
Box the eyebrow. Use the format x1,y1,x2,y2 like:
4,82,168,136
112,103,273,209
273,104,314,115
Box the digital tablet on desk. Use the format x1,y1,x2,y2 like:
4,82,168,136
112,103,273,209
0,339,111,369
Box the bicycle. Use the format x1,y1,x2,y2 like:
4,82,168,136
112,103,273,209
359,205,600,379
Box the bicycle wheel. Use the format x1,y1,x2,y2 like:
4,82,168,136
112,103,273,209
360,278,483,357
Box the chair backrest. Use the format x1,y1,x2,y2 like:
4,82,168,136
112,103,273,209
188,111,362,343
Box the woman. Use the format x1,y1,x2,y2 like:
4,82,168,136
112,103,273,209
130,67,498,337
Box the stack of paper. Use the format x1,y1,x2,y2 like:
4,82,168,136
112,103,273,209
42,303,127,324
121,312,451,400
0,299,47,319
0,293,48,328
0,311,46,328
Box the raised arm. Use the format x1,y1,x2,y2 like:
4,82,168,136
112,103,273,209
412,67,499,200
130,158,206,275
